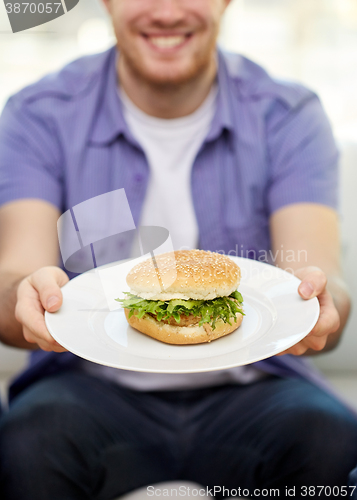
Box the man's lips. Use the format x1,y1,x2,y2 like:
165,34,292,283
142,33,193,50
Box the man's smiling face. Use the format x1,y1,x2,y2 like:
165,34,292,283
104,0,230,86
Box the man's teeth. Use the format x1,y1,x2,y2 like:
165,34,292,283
149,36,186,49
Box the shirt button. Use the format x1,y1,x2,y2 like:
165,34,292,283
135,174,143,183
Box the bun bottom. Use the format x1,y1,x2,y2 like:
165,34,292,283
124,309,243,345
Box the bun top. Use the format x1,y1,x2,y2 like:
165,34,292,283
126,250,241,301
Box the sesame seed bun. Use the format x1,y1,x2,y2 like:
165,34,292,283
125,308,243,345
127,250,241,301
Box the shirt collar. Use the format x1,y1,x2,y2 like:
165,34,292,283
204,49,236,143
89,47,134,146
90,46,236,146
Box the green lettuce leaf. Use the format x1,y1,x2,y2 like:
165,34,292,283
229,290,243,303
115,291,244,331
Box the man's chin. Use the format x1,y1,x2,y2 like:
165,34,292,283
123,56,212,88
140,69,199,87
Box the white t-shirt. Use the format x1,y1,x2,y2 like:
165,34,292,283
122,85,217,251
81,87,264,390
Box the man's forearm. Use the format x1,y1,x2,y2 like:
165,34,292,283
0,271,34,349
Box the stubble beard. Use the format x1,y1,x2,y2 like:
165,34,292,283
117,30,219,91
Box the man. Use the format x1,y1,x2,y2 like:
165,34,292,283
0,0,357,498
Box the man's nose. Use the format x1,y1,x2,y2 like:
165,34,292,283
151,0,186,26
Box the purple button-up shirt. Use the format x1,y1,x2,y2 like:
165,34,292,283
0,47,339,399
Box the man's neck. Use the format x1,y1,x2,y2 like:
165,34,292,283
118,56,217,119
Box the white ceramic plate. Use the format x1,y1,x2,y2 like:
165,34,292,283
45,257,319,373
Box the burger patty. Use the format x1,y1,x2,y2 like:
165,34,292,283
149,313,201,327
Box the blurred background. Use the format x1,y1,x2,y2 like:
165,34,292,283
0,0,356,404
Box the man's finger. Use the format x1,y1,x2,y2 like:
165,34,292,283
28,266,69,312
16,285,66,350
307,290,340,338
277,342,308,356
23,324,66,352
296,268,327,299
304,335,327,351
19,303,61,346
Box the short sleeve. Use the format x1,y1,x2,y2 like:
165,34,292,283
0,95,63,210
267,95,339,215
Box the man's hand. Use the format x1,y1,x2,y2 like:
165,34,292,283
277,266,341,356
15,266,69,352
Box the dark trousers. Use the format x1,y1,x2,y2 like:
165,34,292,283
1,372,357,500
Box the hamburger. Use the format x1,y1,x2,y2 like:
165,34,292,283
116,249,244,345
